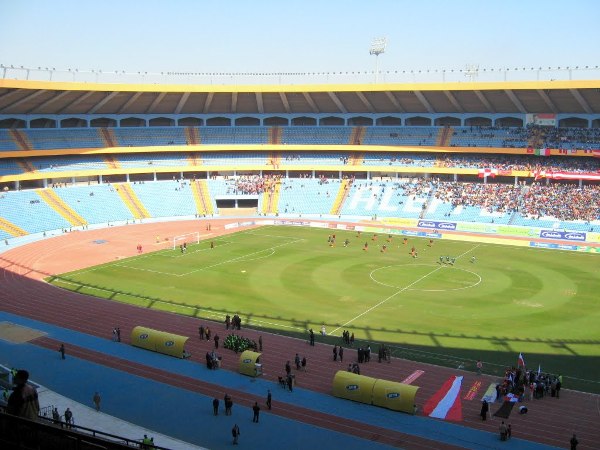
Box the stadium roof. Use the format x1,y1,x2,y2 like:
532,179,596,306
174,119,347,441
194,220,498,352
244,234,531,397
0,79,599,116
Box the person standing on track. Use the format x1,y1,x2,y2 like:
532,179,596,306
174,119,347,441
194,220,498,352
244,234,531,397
59,344,65,360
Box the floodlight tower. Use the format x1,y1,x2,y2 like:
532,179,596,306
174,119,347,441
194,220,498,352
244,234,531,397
370,37,387,83
464,64,479,82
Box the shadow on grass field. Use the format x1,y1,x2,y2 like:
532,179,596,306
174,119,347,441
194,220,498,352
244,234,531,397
45,274,600,394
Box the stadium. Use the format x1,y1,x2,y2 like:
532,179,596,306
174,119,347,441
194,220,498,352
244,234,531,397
1,75,599,449
1,3,600,449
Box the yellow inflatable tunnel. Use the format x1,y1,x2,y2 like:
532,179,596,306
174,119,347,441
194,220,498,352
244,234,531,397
238,350,263,377
372,379,419,413
130,326,189,358
332,371,376,405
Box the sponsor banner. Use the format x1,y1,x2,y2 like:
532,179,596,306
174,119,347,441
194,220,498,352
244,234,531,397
496,226,537,237
381,218,418,227
274,220,311,226
224,223,239,230
581,246,600,253
417,220,457,231
530,242,579,251
309,222,329,228
539,230,587,242
336,224,348,230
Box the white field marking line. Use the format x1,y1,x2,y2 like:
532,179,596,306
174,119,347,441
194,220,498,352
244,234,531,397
111,264,180,276
245,231,306,239
369,263,482,292
176,238,305,277
51,278,307,331
157,240,234,258
330,244,480,335
238,248,275,262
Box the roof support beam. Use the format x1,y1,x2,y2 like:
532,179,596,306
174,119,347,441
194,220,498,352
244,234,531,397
443,90,464,113
279,92,291,114
174,92,190,114
202,92,214,114
474,90,495,113
117,92,143,114
504,89,527,113
413,91,434,113
0,89,24,105
87,91,119,114
0,90,47,113
536,89,558,113
569,88,593,114
302,93,319,113
25,90,71,114
145,92,167,114
231,92,238,114
328,92,347,113
57,91,96,114
384,91,405,112
255,92,264,114
355,92,376,113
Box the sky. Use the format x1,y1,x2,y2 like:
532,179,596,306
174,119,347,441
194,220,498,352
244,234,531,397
0,0,599,83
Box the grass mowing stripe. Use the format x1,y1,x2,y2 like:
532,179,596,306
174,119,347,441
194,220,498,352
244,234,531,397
330,244,480,336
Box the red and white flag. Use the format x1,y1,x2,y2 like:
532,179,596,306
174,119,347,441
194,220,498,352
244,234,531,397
423,375,463,421
478,168,498,178
518,353,526,368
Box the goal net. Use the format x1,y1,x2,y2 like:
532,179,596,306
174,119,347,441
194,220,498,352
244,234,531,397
172,232,201,250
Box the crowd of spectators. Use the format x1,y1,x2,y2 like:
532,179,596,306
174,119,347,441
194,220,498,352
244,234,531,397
540,127,600,150
497,366,562,402
224,175,282,195
433,181,521,214
520,183,600,222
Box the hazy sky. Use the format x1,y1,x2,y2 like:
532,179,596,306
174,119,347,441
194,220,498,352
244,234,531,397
1,0,599,82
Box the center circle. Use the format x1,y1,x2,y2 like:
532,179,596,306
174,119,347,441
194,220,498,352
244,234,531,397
369,263,482,292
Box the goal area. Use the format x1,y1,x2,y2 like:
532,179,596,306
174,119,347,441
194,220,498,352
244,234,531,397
172,232,201,249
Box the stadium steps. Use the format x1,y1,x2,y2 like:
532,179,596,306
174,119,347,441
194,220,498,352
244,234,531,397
9,129,32,150
268,152,281,169
187,152,202,166
36,189,88,227
436,127,453,146
349,126,366,145
190,180,214,215
98,128,117,147
17,158,36,173
269,127,282,144
261,180,282,214
0,217,28,237
104,155,121,169
349,152,365,166
329,179,352,215
185,127,200,145
114,183,151,219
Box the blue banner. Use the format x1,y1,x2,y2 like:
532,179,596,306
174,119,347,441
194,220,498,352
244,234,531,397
417,220,457,231
539,230,587,242
529,242,579,251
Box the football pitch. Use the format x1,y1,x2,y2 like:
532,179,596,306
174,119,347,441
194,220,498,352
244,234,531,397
47,226,600,392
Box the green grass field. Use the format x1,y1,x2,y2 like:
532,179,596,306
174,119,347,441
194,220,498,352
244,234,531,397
47,226,600,392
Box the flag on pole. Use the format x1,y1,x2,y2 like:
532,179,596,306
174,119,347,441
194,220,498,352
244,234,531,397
517,353,526,368
537,364,541,376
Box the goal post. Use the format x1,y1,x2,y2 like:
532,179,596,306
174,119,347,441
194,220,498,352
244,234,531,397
172,232,201,250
